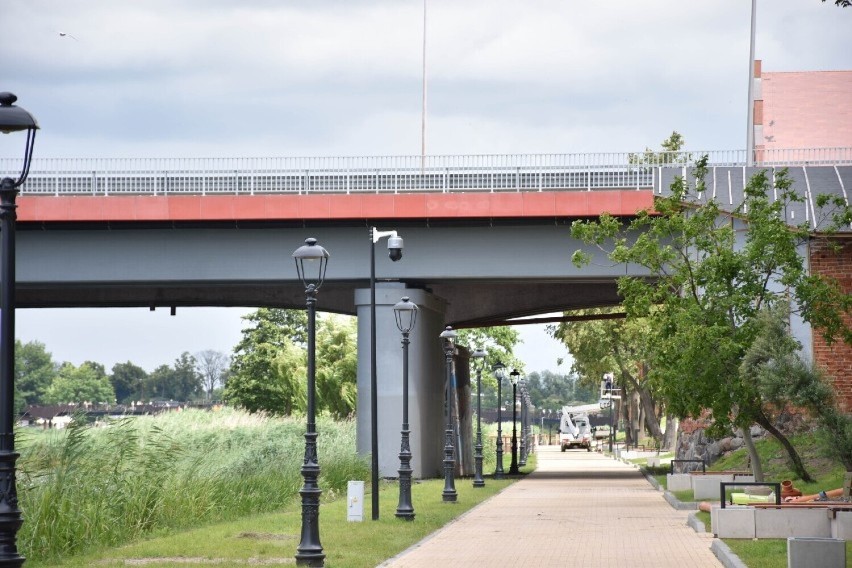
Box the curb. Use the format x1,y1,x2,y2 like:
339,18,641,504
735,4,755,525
664,490,699,510
710,540,749,568
686,511,706,533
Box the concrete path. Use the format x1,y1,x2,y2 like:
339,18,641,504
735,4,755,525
379,445,721,568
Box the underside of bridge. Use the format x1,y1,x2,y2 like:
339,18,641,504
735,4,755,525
14,278,622,326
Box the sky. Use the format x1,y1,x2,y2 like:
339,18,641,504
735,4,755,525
3,0,850,373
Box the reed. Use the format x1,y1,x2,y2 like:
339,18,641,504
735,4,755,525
16,408,369,564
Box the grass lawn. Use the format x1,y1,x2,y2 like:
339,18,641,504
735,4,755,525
28,460,535,568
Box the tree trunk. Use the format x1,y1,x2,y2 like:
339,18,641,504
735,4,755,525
637,386,663,441
754,410,814,483
662,413,678,451
741,426,764,482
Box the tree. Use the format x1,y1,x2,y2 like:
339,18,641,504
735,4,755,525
571,158,851,481
552,309,670,447
229,309,308,408
234,308,308,351
629,131,690,166
524,370,579,409
45,361,115,404
195,350,230,401
15,340,57,408
315,315,358,418
144,353,202,402
110,361,148,404
225,339,305,415
823,0,851,7
457,326,522,401
170,352,203,401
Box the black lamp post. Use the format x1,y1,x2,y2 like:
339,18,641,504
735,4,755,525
393,296,418,521
439,326,457,502
471,347,486,488
368,227,403,520
508,369,520,475
519,380,528,467
0,92,38,568
492,362,506,480
293,237,330,567
600,372,614,454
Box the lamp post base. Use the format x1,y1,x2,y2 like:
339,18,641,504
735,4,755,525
473,439,485,487
396,429,415,521
442,428,457,502
494,434,505,479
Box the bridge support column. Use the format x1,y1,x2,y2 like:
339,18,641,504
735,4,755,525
355,284,447,478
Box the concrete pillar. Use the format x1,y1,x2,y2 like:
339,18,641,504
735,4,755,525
355,284,447,478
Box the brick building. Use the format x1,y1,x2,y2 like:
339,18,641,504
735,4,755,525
751,60,852,409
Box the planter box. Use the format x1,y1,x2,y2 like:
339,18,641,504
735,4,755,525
787,537,845,568
693,474,734,499
755,508,831,539
666,473,692,492
711,505,755,539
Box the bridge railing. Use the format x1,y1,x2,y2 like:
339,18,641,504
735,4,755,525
2,148,850,196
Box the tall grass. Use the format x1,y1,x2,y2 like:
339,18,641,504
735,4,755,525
16,408,369,564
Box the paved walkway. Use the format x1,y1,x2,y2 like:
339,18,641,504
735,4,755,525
379,446,721,568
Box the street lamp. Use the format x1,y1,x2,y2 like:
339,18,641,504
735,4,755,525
439,326,457,502
393,296,418,521
0,91,38,567
508,369,520,475
369,227,404,520
471,347,487,488
492,362,506,480
293,237,330,567
600,373,615,453
518,380,527,467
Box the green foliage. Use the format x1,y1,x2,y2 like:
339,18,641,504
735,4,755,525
228,309,310,414
44,362,115,404
16,408,369,565
523,370,590,409
628,131,690,167
457,326,522,403
225,341,305,415
316,315,358,418
109,361,147,404
15,340,57,409
145,352,202,401
456,326,521,371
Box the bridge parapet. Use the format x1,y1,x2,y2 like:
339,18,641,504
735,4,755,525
4,148,850,196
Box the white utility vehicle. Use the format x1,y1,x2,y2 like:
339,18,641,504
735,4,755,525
559,407,593,452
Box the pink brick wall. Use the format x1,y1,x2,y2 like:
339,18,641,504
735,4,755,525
761,70,852,150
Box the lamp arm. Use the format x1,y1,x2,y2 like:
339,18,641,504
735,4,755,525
372,227,398,243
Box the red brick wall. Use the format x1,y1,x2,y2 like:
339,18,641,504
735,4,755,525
809,237,852,411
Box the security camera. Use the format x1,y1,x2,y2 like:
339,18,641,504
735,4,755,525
387,235,404,262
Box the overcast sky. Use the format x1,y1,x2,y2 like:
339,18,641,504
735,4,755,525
4,0,850,373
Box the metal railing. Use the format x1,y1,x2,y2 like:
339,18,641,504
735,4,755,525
2,148,850,196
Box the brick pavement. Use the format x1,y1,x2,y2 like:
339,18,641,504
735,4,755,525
379,445,721,568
